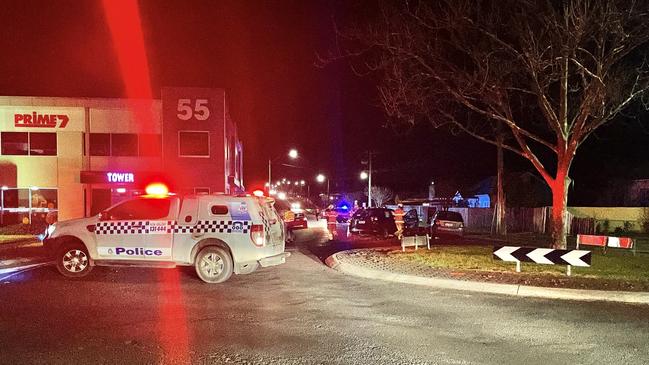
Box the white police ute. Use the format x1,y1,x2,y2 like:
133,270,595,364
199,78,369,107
42,193,289,283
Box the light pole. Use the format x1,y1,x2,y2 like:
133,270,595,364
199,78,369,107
0,186,6,225
360,151,372,207
316,174,329,203
268,149,298,193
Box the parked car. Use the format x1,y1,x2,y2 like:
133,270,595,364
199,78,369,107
348,208,397,238
273,200,308,244
43,193,289,283
429,210,464,237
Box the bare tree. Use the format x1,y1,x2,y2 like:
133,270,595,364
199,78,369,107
329,0,649,248
366,186,394,207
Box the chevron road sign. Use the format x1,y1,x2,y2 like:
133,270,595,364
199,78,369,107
493,246,591,267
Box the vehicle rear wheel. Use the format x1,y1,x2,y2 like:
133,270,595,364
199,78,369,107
195,246,233,283
55,242,93,278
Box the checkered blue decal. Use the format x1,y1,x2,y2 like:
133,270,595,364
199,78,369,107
170,220,252,234
95,220,251,235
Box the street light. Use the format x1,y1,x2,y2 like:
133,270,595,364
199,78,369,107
360,151,373,207
268,150,298,192
316,174,330,203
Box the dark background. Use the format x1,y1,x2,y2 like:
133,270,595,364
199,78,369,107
1,0,647,203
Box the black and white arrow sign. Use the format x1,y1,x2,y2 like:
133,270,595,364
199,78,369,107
493,246,591,267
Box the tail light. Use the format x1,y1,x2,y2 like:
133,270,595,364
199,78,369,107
435,221,442,226
250,224,266,247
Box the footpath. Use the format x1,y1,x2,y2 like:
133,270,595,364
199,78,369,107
326,247,649,305
0,236,50,277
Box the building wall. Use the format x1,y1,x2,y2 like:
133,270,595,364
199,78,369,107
0,90,243,223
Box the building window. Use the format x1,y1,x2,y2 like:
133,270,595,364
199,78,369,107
89,133,111,156
0,188,57,225
1,132,29,155
111,133,138,156
178,131,209,157
139,134,161,157
29,133,57,156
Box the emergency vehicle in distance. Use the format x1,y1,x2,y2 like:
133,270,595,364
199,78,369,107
42,185,289,283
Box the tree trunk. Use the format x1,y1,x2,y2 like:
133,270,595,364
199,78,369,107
495,136,507,235
550,171,570,249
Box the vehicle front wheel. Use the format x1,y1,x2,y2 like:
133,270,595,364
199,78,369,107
55,243,93,278
195,246,233,283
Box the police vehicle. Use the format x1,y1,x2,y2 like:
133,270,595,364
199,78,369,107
42,189,289,283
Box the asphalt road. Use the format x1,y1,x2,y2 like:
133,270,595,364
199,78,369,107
1,225,648,365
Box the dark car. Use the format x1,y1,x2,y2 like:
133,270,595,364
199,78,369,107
429,210,464,237
348,208,397,238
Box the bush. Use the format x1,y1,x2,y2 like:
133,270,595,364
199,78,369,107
641,207,649,234
596,220,610,234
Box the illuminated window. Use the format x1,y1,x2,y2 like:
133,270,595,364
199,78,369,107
29,133,57,156
178,131,209,157
89,133,110,156
1,132,28,155
111,133,138,156
138,134,161,156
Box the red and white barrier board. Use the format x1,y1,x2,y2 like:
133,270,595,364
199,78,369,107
606,236,634,249
577,234,634,249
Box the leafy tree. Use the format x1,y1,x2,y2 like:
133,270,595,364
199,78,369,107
329,0,649,248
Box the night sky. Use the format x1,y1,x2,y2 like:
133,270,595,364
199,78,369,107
1,0,647,203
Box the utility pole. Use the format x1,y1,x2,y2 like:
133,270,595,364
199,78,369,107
267,159,272,193
368,151,372,208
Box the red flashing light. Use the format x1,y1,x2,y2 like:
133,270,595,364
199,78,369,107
252,190,265,197
145,183,169,196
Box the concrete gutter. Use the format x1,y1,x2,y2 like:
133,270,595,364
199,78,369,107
325,250,649,305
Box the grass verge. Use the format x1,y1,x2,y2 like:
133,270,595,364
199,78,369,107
391,245,649,282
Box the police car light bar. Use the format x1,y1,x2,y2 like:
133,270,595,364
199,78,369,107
145,183,169,196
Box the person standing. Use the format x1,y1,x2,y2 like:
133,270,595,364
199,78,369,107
325,205,338,240
393,204,405,239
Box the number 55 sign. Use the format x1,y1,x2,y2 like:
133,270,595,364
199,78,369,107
177,98,210,121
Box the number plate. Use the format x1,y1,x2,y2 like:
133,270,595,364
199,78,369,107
358,220,365,224
444,222,453,227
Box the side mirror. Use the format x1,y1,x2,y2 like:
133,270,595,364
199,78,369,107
98,211,109,221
